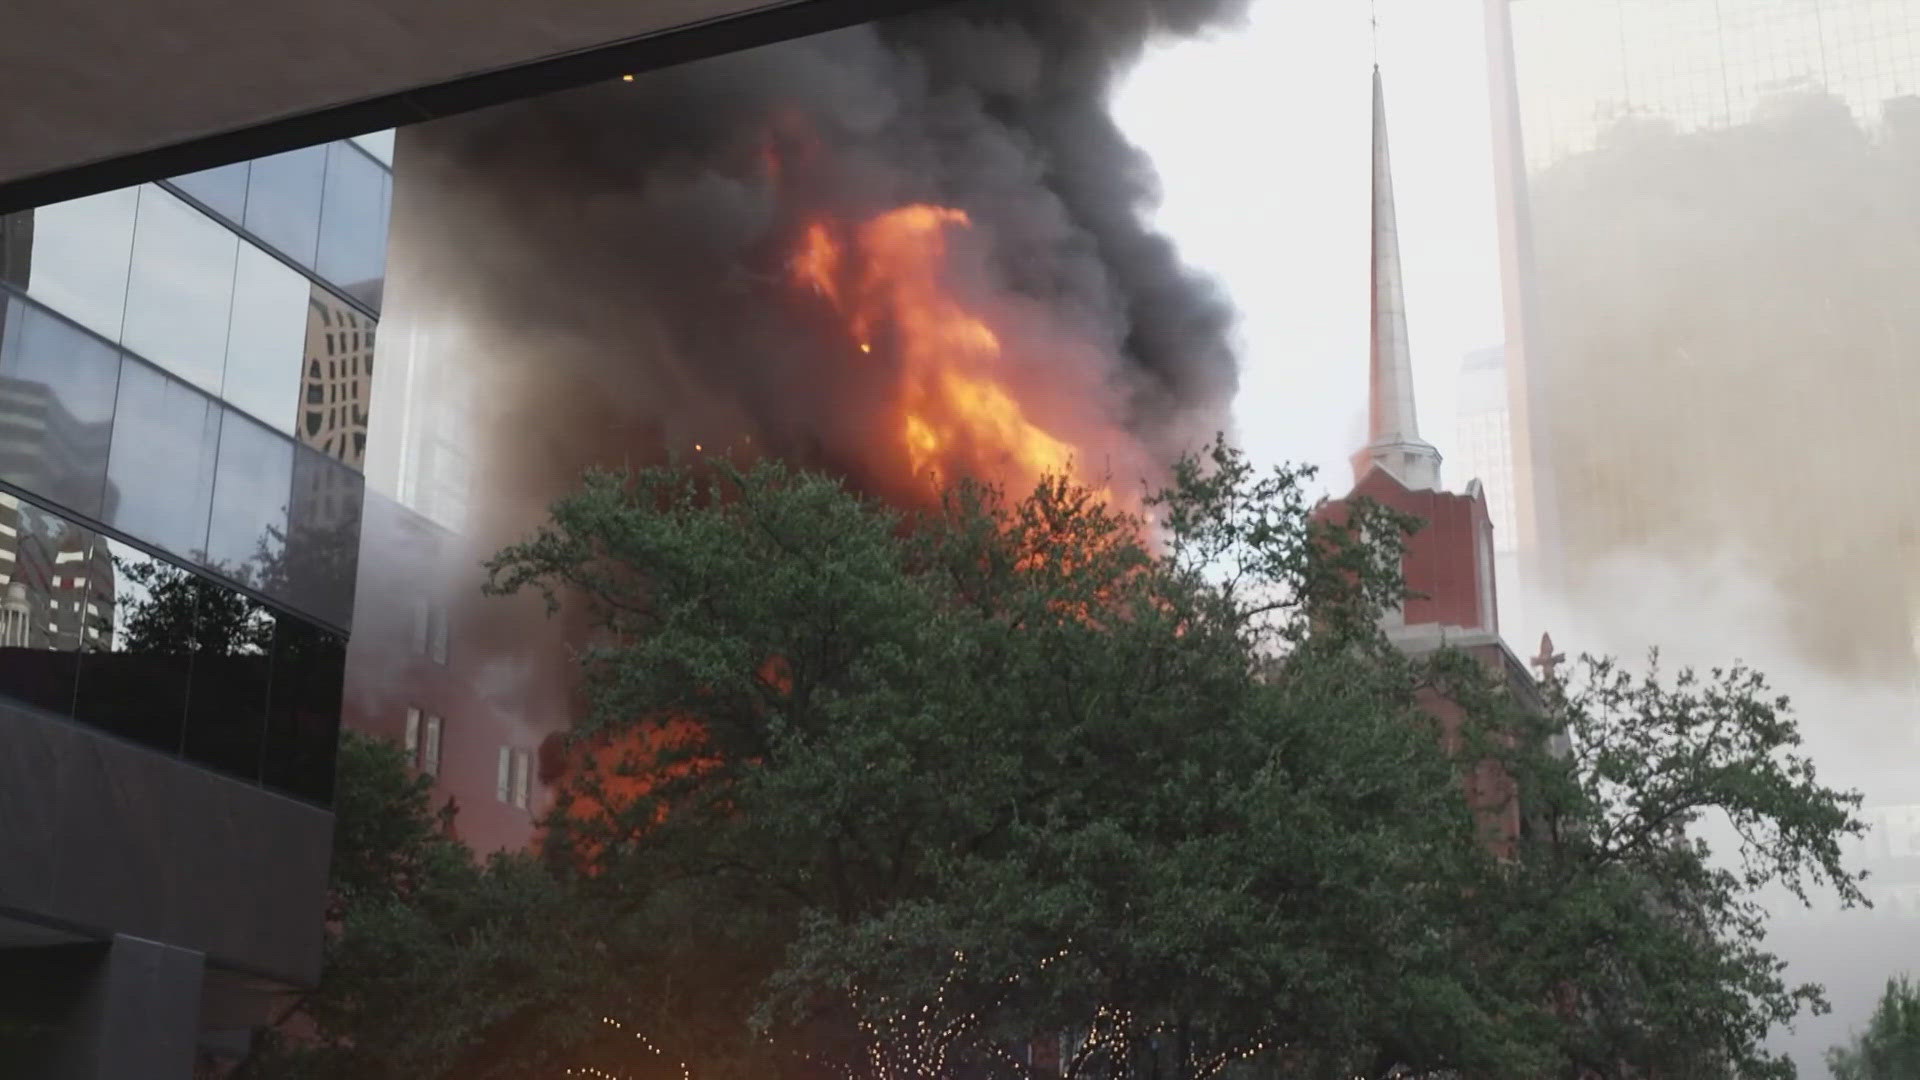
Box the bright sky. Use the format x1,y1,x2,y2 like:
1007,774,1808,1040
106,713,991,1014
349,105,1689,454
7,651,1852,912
1115,0,1506,495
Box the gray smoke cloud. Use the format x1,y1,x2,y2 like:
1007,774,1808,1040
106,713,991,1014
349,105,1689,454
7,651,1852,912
1519,89,1920,1078
384,0,1248,524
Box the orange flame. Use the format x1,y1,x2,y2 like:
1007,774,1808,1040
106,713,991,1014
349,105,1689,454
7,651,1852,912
790,204,1095,499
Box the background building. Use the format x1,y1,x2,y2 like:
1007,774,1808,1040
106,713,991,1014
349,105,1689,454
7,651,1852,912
1488,0,1920,682
1452,344,1521,634
1485,1,1920,1072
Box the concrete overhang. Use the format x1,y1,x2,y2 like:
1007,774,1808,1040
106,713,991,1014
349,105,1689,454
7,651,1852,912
0,0,936,214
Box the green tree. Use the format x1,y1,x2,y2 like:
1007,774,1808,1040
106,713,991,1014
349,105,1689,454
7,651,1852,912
232,734,612,1080
113,553,273,655
478,443,1865,1080
1447,651,1868,1080
227,444,1866,1079
1827,977,1920,1080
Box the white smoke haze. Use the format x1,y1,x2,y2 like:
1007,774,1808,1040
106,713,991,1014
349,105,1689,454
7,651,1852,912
1530,553,1920,1075
1515,87,1920,1078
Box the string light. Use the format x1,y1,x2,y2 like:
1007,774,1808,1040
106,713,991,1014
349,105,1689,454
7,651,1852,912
569,946,1288,1080
565,1016,694,1080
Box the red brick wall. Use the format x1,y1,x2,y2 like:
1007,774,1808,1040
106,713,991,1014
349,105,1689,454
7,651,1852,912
1335,468,1497,634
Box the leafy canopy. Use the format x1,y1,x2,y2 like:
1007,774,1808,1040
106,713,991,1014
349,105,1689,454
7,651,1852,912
241,442,1869,1080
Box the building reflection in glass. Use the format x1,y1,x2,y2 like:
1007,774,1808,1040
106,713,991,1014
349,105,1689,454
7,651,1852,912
0,487,342,802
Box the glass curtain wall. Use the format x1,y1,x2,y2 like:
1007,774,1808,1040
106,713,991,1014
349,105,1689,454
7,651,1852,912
0,134,392,804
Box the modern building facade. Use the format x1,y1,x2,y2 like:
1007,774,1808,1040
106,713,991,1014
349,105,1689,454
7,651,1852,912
0,134,388,1077
0,114,612,1072
1504,0,1920,169
1453,345,1522,634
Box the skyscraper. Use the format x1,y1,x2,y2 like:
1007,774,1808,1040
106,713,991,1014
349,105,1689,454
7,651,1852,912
1486,2,1920,1071
1453,345,1522,633
1486,0,1920,682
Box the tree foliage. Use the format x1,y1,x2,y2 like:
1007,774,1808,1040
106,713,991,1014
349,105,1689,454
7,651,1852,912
233,733,608,1080
244,444,1866,1080
1826,977,1920,1080
113,553,273,656
475,443,1866,1080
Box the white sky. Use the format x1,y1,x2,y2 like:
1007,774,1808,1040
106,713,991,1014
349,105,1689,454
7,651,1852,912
1115,0,1506,495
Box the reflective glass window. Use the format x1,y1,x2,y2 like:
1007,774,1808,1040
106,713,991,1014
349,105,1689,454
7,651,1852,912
279,444,361,630
167,162,250,223
181,580,274,783
74,540,193,755
105,360,219,561
0,495,96,717
221,246,308,434
298,289,374,468
13,189,138,341
316,144,390,310
262,613,344,804
349,130,395,166
0,297,120,519
206,410,292,588
243,146,326,267
123,186,238,394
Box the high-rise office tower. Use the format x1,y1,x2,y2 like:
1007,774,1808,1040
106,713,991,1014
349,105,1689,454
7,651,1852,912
1453,345,1522,634
1485,3,1920,1072
1486,0,1920,682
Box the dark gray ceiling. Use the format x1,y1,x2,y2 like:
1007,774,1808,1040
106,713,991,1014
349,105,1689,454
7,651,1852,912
0,0,935,213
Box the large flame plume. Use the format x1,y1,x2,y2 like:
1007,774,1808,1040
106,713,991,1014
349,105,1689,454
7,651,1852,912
789,204,1116,504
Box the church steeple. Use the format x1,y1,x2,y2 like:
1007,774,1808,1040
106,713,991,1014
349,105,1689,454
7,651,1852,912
1353,65,1443,492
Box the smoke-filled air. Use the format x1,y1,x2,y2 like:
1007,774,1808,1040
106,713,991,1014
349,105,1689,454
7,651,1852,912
1520,90,1920,1076
381,0,1250,535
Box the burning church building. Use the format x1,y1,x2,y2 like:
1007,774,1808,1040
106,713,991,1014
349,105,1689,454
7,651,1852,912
343,0,1253,853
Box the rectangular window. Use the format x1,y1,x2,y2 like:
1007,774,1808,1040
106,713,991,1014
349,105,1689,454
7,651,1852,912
428,603,448,665
105,358,221,560
14,187,139,341
421,713,442,776
122,185,239,394
496,745,512,803
410,597,429,655
243,145,327,266
205,409,293,584
511,749,531,810
315,141,391,309
0,297,123,520
404,706,421,757
221,245,308,434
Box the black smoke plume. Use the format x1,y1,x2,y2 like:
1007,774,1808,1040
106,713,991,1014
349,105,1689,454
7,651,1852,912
385,0,1248,520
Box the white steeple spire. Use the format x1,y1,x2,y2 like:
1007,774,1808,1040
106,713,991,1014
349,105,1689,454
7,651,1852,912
1353,65,1443,492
